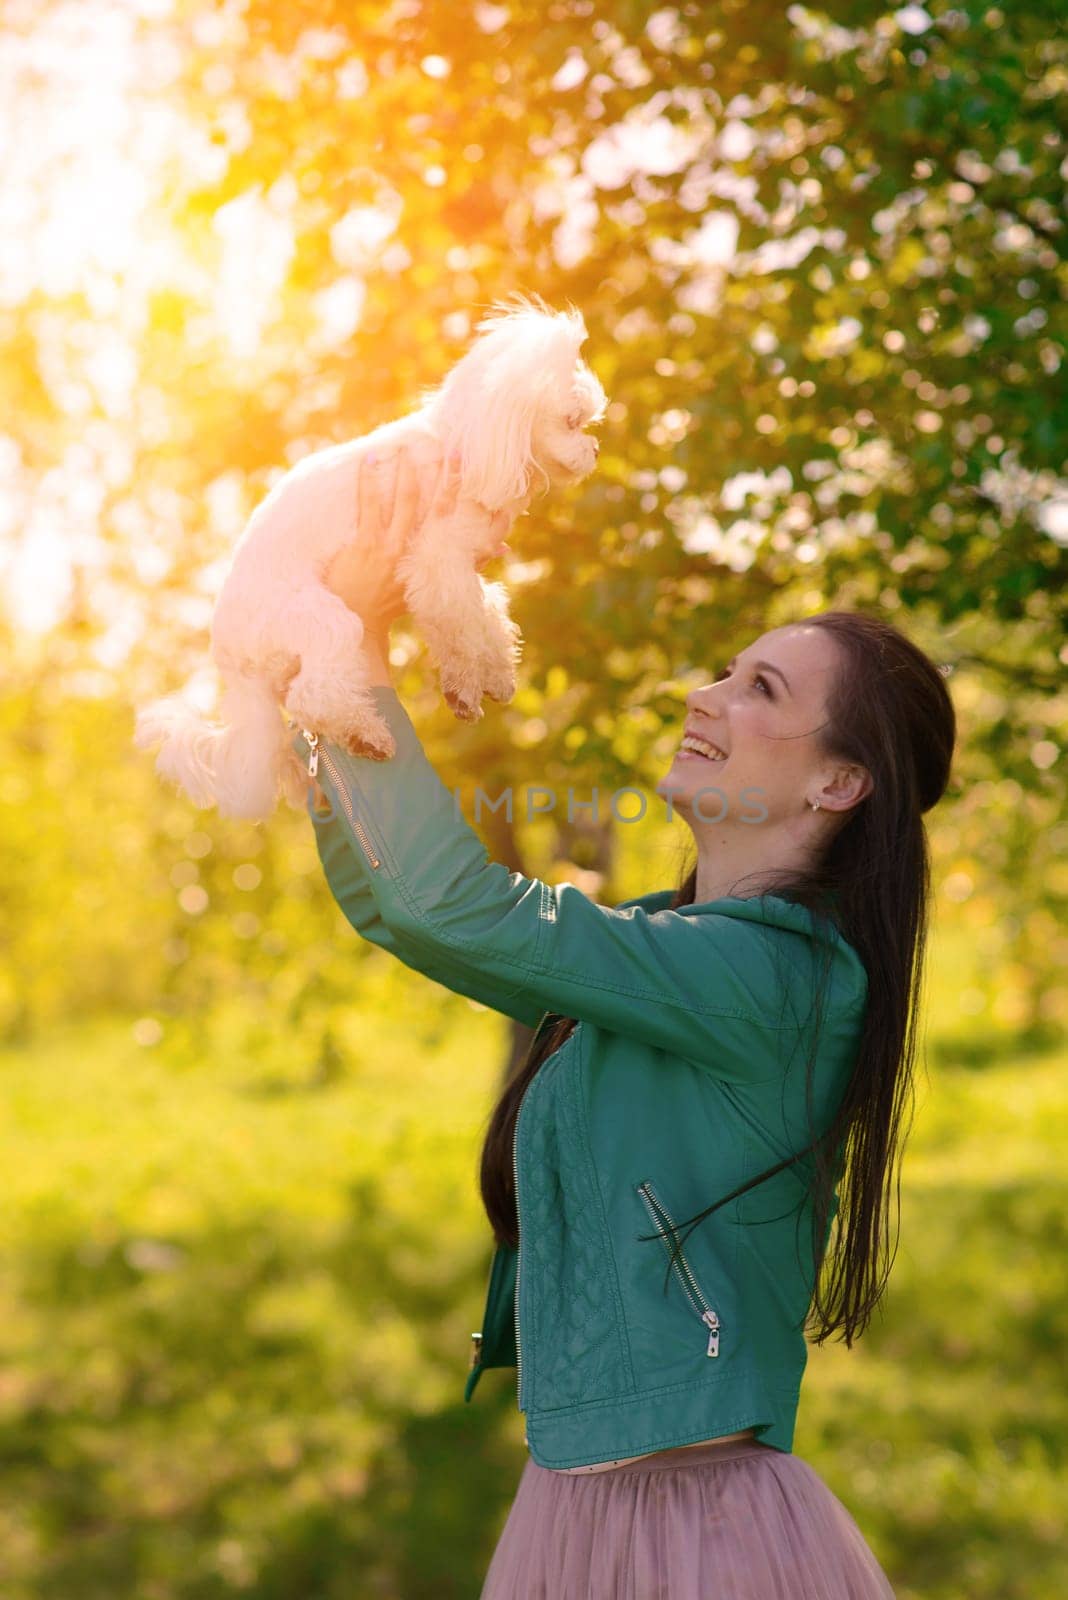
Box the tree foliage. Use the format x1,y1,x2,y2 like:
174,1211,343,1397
0,0,1064,1035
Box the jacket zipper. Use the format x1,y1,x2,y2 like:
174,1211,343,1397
302,730,381,869
510,1010,562,1411
513,1091,525,1409
637,1181,720,1358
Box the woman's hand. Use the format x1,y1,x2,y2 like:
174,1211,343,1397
324,446,512,686
426,455,512,561
329,447,512,614
325,447,426,632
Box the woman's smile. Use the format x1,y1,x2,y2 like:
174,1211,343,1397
673,750,726,766
675,733,727,764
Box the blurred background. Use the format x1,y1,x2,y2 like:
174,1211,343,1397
1,1,1065,1595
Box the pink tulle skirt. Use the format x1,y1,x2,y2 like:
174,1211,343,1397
478,1436,897,1599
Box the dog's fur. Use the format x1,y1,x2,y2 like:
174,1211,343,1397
134,297,606,820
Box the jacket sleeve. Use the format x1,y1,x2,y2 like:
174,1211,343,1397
303,783,548,1029
289,690,795,1077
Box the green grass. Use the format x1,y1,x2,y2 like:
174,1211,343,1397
0,935,1064,1598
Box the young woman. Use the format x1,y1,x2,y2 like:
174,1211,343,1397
297,450,955,1597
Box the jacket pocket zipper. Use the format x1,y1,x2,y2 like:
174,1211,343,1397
637,1181,720,1358
302,731,382,869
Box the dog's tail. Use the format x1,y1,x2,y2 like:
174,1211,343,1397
134,672,291,821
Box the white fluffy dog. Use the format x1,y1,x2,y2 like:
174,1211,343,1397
134,297,607,821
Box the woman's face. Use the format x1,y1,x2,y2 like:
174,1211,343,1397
658,624,848,830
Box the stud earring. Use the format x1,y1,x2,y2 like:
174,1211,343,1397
809,799,821,811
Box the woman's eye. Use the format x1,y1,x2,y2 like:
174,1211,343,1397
714,667,772,698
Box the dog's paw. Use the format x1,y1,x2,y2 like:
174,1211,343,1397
339,719,396,761
481,664,517,704
342,733,396,761
444,686,485,723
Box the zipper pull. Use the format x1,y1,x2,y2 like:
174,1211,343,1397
703,1311,720,1358
301,729,319,779
469,1332,483,1371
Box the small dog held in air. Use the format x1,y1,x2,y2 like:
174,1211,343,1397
133,296,606,821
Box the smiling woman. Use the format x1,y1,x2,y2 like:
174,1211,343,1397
479,611,957,1355
294,453,955,1598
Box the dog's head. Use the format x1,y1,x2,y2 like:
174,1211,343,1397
423,293,607,512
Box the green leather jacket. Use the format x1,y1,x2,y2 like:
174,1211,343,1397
290,688,868,1467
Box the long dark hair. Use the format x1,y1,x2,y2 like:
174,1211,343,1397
478,611,957,1346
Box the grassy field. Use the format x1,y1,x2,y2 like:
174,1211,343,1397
0,925,1064,1598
